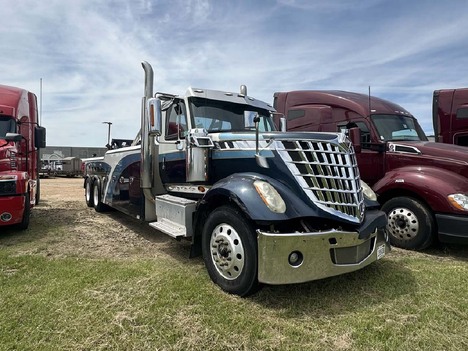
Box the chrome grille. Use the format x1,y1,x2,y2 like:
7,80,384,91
276,135,364,223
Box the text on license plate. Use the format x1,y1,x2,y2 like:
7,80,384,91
377,244,386,260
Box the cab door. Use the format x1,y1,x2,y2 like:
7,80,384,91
159,101,188,183
339,120,385,186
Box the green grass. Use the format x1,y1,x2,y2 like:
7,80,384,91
1,249,467,350
1,177,467,350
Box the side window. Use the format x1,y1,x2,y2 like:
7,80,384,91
354,121,371,145
338,121,371,146
456,107,468,119
165,102,187,140
0,117,16,137
287,109,305,121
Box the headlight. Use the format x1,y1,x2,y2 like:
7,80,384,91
360,179,377,201
448,194,468,211
253,180,286,213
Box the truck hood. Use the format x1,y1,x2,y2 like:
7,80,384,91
387,141,468,177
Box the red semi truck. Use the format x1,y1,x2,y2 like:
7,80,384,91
433,88,468,146
274,90,468,250
0,84,46,229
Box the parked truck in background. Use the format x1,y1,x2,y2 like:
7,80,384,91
55,157,82,177
0,84,46,229
83,62,389,296
274,90,468,250
433,88,468,146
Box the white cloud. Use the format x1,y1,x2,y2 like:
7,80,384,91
1,0,467,145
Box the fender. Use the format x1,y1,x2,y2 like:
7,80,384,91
373,165,468,213
199,172,338,223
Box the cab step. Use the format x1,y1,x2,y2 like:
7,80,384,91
149,194,197,238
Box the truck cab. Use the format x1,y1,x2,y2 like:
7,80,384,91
0,84,46,229
433,88,468,146
83,63,389,296
274,90,468,250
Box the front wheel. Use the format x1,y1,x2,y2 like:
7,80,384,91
18,192,31,230
201,205,259,296
382,196,435,250
35,178,40,205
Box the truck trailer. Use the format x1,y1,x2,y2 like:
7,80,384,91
55,157,82,177
83,63,389,296
274,90,468,250
433,88,468,146
0,84,46,229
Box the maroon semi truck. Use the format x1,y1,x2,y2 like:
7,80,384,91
274,90,468,250
433,88,468,146
0,84,46,229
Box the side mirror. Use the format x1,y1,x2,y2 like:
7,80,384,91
253,113,269,168
348,127,361,154
4,132,22,142
35,126,46,148
146,98,162,135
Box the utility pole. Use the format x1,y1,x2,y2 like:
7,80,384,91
102,121,112,148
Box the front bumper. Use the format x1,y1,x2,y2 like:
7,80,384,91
0,195,25,226
257,228,390,285
436,213,468,244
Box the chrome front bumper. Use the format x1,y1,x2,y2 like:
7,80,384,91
257,228,390,285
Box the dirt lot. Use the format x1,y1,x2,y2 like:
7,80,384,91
1,177,192,261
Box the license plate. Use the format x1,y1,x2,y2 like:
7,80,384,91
377,244,386,260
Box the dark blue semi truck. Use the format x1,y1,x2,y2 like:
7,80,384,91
83,62,390,296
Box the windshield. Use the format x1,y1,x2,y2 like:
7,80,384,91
189,97,275,133
371,114,428,141
0,116,16,138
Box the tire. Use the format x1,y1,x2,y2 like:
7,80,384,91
35,178,40,205
18,191,31,230
382,196,435,250
93,179,108,213
85,178,94,207
201,205,259,296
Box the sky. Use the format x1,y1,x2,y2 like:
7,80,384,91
2,0,468,147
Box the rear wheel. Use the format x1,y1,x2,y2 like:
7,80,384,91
382,196,435,250
201,205,259,296
85,178,94,207
93,180,108,212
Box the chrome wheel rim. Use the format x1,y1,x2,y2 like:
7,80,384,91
210,223,245,280
93,184,99,206
387,207,419,241
85,181,91,202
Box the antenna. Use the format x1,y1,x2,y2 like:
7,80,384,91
40,78,43,125
368,85,371,117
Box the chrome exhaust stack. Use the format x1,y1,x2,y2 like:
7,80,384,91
140,61,165,220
